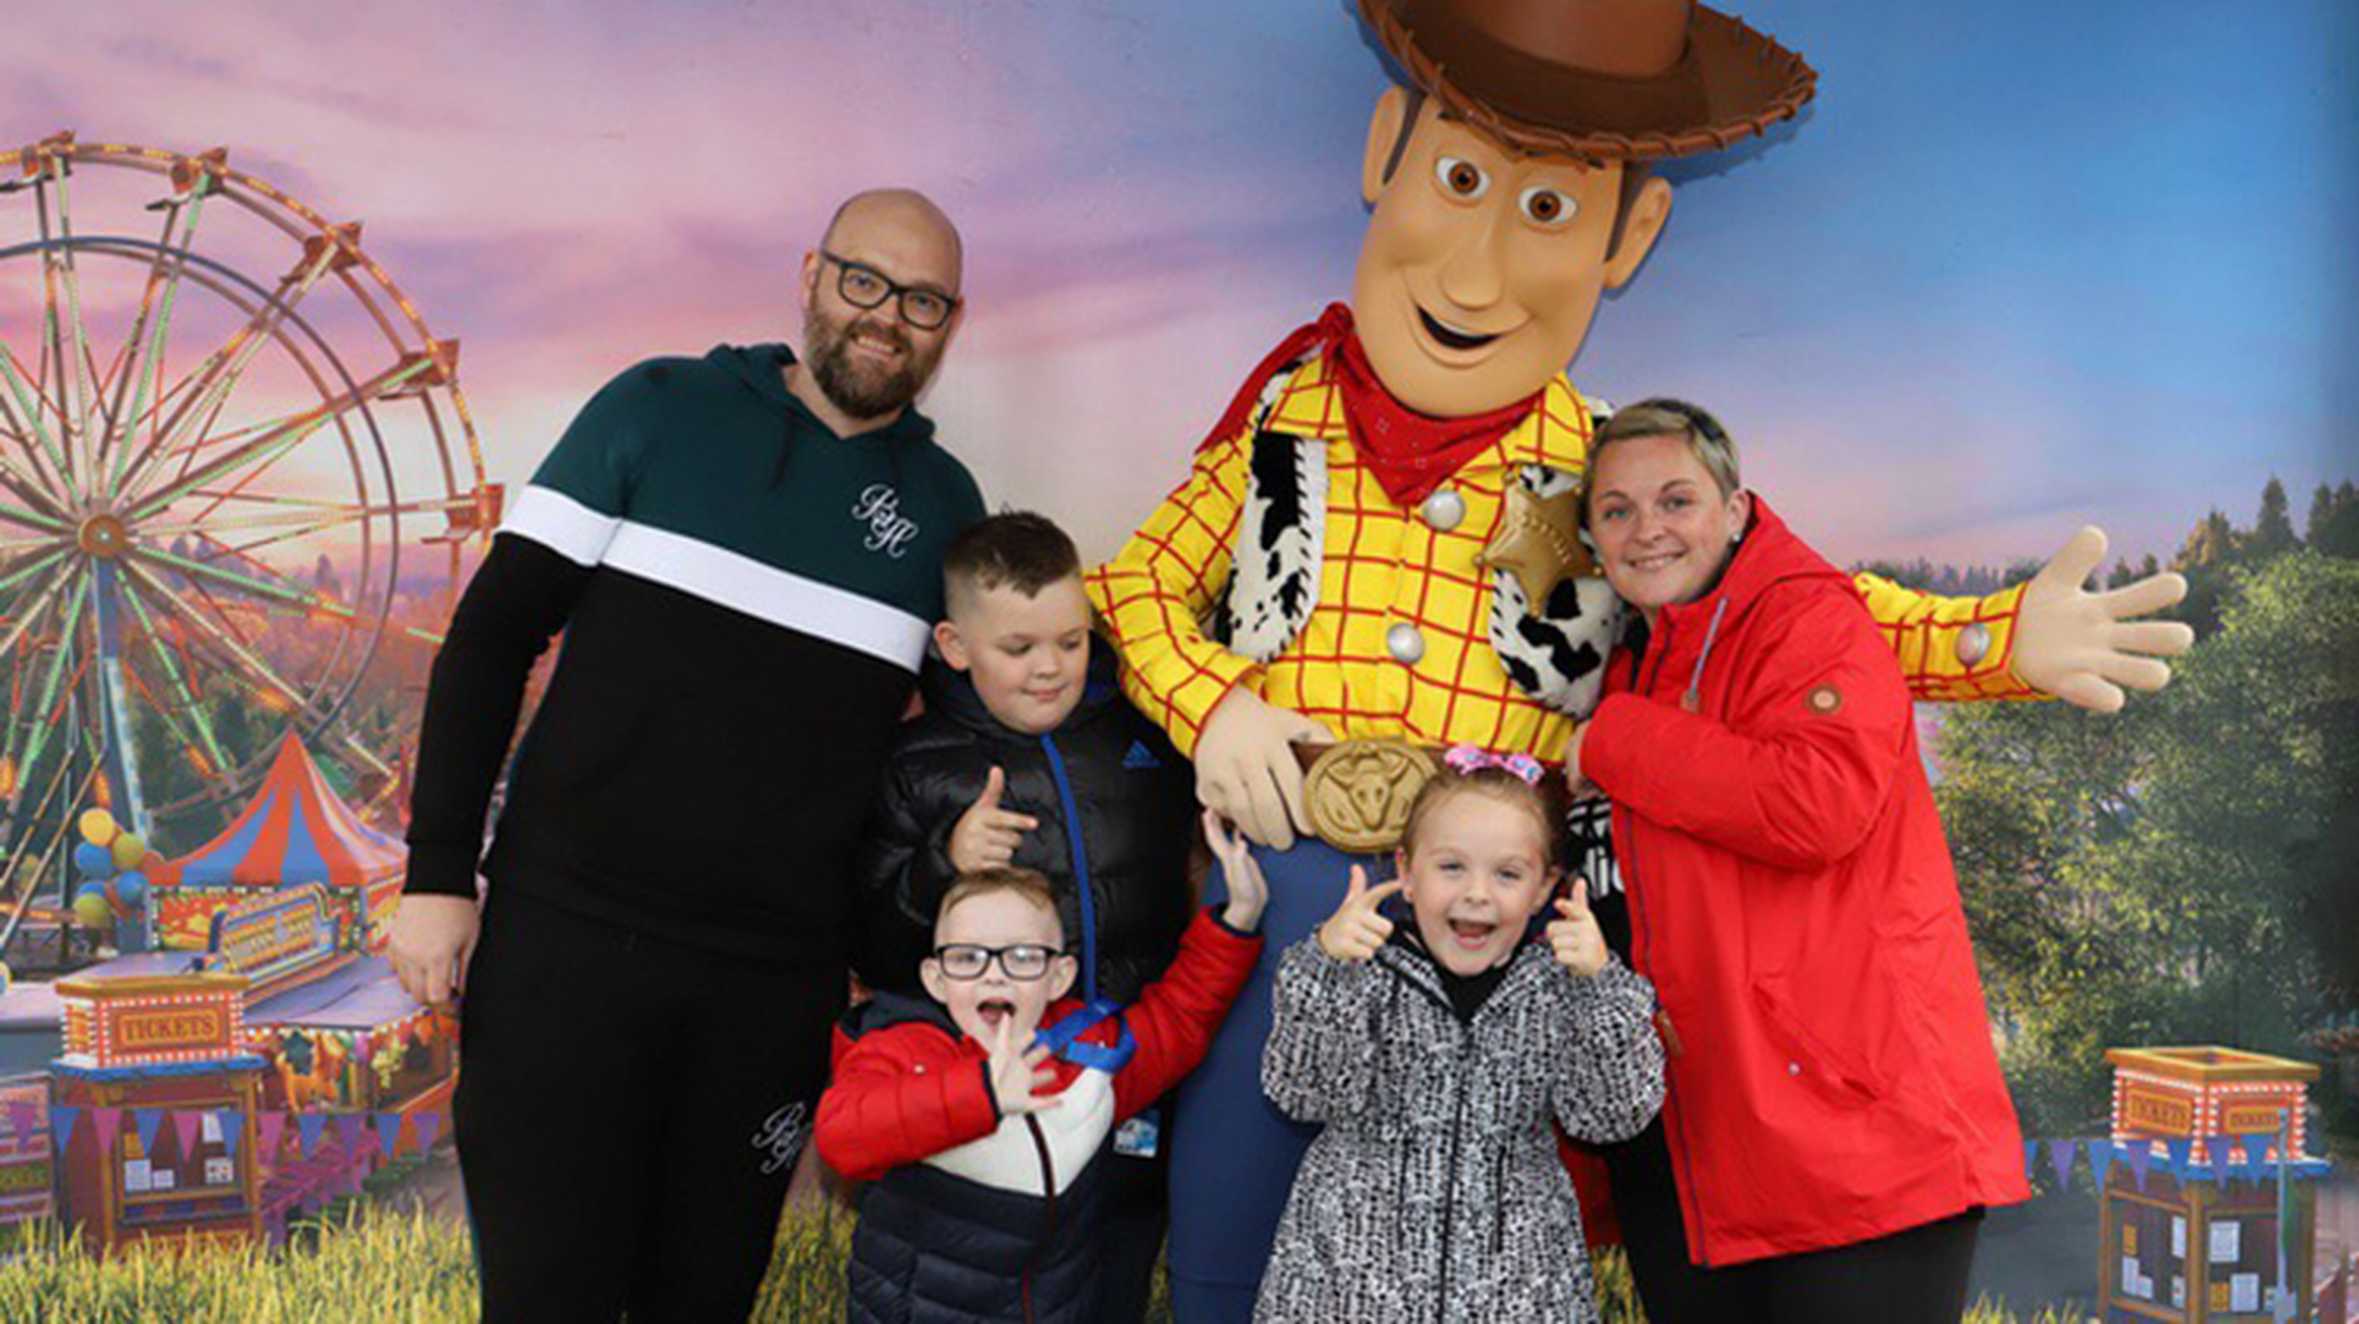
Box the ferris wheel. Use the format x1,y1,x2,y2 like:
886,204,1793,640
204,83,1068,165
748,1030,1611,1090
0,131,499,897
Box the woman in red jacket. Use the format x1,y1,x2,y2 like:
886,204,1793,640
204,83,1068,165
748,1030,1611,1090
1567,400,2030,1323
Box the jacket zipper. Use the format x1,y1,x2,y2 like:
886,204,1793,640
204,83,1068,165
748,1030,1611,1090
1435,1023,1471,1324
1015,1113,1058,1324
1622,615,1714,1266
1039,734,1100,1003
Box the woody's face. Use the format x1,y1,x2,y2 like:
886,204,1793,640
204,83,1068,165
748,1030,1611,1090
1352,89,1669,418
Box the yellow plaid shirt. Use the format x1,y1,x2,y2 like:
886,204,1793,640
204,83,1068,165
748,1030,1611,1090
1087,352,2035,760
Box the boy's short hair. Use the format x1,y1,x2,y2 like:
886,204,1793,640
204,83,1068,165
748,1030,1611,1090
934,866,1065,939
942,512,1082,617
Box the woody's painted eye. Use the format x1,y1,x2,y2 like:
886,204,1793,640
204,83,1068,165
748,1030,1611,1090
1520,186,1577,227
1434,155,1489,199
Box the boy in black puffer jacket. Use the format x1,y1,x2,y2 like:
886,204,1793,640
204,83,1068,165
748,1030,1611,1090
853,511,1198,1321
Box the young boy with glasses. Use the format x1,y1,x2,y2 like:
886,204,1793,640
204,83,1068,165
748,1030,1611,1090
817,849,1265,1324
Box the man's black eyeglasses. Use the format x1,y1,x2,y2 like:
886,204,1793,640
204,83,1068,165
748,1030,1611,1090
931,943,1063,981
820,250,959,330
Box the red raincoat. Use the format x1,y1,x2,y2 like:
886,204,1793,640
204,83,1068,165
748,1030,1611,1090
1579,497,2029,1267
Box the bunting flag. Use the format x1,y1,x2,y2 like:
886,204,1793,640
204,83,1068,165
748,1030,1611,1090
296,1112,327,1159
2086,1140,2118,1190
2165,1137,2194,1177
2122,1141,2152,1191
258,1111,288,1162
2238,1132,2275,1184
91,1107,122,1154
2047,1139,2078,1190
132,1108,165,1156
51,1105,78,1153
2206,1135,2237,1188
412,1112,442,1152
171,1110,204,1159
333,1114,364,1159
374,1112,405,1159
6,1102,35,1144
215,1109,242,1161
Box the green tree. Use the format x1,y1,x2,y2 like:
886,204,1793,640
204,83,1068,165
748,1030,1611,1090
2248,477,2297,558
1939,551,2359,1135
2308,480,2359,559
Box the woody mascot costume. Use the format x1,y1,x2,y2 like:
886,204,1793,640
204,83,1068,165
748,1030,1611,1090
1085,2,2196,1318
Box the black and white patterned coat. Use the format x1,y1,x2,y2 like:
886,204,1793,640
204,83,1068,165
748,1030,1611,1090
1255,933,1664,1324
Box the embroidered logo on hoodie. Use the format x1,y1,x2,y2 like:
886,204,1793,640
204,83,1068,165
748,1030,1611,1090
850,484,918,557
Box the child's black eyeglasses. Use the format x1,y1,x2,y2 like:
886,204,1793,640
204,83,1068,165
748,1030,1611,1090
931,943,1063,981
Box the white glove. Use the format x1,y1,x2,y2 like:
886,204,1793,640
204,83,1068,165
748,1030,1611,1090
2011,527,2195,713
1193,688,1333,850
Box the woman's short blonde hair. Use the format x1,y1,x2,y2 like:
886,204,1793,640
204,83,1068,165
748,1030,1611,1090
1586,399,1742,512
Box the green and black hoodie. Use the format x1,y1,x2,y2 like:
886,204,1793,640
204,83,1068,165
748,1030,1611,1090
404,344,984,962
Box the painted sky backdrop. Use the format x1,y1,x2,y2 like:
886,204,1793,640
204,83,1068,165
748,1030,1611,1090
6,0,2352,569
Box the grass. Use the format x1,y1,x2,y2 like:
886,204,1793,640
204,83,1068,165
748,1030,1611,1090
0,1199,2095,1322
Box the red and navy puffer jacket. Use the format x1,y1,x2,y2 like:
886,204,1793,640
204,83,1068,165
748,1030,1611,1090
818,909,1258,1323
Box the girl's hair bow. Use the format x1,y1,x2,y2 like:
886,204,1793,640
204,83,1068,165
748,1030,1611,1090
1442,744,1544,785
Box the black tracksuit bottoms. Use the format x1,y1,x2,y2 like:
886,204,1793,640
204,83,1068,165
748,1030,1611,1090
454,881,844,1322
1606,1116,1986,1324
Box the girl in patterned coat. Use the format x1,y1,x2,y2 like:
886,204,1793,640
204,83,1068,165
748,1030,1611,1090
1255,756,1664,1324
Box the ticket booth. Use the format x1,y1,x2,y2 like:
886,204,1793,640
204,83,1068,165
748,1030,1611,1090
2098,1046,2328,1322
50,973,266,1256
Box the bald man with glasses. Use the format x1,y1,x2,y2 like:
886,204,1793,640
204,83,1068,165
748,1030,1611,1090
389,188,986,1322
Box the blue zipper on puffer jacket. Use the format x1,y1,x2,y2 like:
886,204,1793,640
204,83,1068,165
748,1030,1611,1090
1039,734,1099,1003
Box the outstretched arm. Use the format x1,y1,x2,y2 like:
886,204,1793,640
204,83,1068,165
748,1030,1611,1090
1857,527,2191,709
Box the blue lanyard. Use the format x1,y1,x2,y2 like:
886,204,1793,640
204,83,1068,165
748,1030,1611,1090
1033,998,1135,1073
1038,733,1099,1003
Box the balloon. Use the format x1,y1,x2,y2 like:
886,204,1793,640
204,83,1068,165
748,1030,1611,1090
77,808,116,847
72,843,114,879
71,891,113,929
109,832,146,870
114,871,148,907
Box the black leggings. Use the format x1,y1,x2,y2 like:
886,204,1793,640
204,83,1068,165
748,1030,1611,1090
1604,1118,1984,1324
454,883,844,1323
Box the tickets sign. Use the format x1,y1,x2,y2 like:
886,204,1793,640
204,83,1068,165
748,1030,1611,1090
2121,1084,2194,1136
114,1004,232,1054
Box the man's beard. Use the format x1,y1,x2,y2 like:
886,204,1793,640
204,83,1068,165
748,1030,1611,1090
805,303,940,420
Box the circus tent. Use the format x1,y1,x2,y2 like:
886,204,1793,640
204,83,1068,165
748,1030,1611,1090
147,733,406,949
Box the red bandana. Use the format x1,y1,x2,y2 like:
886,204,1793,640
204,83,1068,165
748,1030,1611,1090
1194,304,1538,508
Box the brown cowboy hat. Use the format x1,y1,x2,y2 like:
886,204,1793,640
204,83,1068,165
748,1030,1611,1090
1358,0,1817,162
